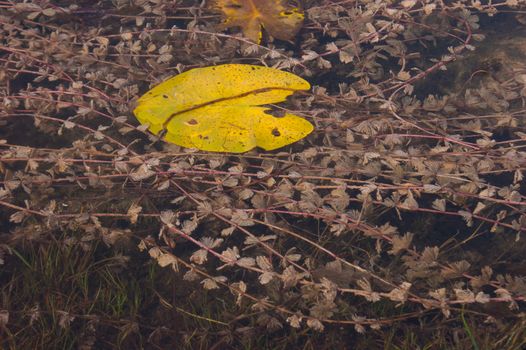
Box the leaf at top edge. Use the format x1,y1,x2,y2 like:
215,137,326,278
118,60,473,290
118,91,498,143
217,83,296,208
133,64,313,153
211,0,304,43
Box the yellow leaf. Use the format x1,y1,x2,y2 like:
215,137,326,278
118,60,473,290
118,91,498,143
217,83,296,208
212,0,304,43
133,64,313,153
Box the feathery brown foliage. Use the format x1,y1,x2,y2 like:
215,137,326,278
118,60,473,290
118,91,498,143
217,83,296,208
1,0,526,349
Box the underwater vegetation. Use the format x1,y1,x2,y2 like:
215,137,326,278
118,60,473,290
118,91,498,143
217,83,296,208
1,0,526,349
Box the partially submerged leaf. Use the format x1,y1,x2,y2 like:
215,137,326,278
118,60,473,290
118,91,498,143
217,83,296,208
133,64,313,153
212,0,304,43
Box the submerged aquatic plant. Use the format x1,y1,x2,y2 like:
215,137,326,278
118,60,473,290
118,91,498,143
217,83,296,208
0,0,525,348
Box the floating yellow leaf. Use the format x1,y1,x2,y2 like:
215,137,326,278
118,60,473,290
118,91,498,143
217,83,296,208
212,0,304,43
133,64,313,153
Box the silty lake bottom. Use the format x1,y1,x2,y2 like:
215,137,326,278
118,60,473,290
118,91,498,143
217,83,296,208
0,1,525,349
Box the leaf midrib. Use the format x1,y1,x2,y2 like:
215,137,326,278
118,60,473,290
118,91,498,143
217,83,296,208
161,86,298,129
